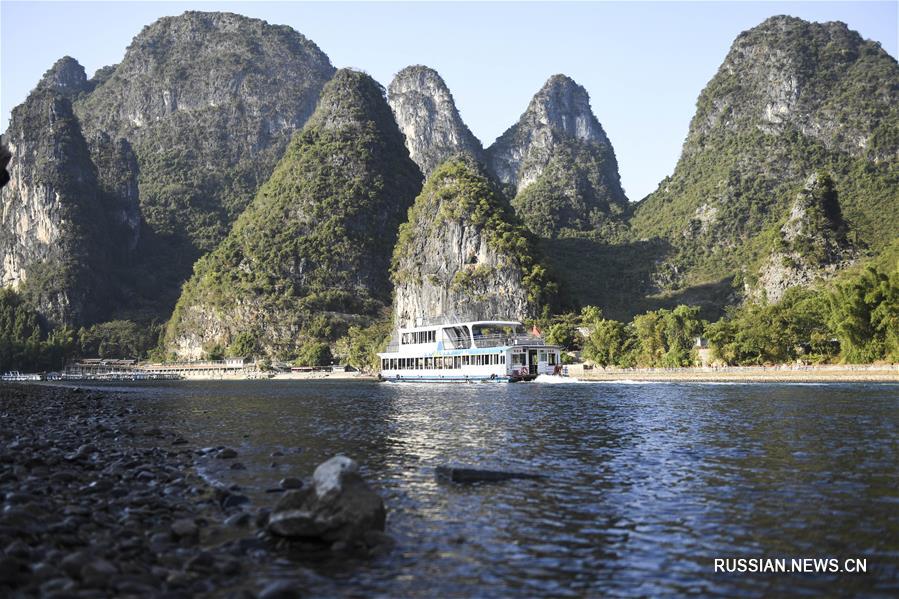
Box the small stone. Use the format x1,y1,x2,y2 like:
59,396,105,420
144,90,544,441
229,462,246,470
0,556,25,584
60,551,91,578
255,508,271,528
65,443,97,461
171,518,198,538
50,471,78,483
171,437,189,445
5,539,31,559
270,451,284,457
221,493,250,509
224,512,251,528
166,571,193,587
80,559,118,587
185,551,215,572
215,448,238,459
259,580,303,599
279,477,303,490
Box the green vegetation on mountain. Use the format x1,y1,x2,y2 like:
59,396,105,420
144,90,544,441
487,74,630,241
511,140,630,240
164,69,422,360
391,155,555,326
631,16,899,296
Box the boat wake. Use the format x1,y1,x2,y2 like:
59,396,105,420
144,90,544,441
533,374,581,384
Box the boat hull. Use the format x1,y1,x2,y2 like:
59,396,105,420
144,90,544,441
381,373,537,383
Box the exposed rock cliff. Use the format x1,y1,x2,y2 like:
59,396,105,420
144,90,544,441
754,172,857,302
164,69,422,359
392,155,553,328
0,85,109,325
36,56,92,97
75,11,336,258
1,11,337,324
387,65,484,177
487,75,628,238
632,16,898,294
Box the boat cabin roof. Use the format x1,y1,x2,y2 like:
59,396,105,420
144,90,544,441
400,320,523,333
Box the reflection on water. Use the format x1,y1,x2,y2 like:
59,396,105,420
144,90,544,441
110,380,898,597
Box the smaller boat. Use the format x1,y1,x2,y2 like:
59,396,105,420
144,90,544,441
1,371,42,382
377,320,562,383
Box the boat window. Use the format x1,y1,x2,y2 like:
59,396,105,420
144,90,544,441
381,359,387,370
442,326,471,349
454,356,461,369
512,353,525,366
462,355,469,366
500,354,506,365
425,357,433,369
548,353,556,366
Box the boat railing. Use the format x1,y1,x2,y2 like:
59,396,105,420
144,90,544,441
472,334,544,348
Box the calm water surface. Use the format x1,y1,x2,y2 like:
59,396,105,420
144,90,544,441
102,380,898,597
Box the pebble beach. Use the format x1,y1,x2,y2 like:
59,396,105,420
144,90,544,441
0,383,383,598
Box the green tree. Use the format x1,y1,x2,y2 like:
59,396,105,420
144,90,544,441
335,320,392,373
582,318,632,367
828,265,899,363
294,341,333,367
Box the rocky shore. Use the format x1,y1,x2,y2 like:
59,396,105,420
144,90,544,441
0,383,389,598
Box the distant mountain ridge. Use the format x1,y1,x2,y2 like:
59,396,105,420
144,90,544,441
0,11,896,362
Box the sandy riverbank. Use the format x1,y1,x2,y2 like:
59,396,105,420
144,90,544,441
570,364,899,383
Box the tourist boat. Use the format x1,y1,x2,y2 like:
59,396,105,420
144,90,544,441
377,320,562,383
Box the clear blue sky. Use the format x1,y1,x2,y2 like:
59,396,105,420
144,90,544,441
2,1,896,201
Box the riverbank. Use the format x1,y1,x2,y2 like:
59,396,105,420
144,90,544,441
173,370,377,381
0,383,360,597
570,363,899,383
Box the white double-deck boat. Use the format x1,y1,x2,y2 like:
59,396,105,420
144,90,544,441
378,320,562,383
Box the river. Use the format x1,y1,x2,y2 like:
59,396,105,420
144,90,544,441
98,379,898,597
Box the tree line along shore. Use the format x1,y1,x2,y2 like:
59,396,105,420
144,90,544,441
1,263,897,377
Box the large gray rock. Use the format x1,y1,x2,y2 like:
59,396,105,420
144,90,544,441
267,456,386,543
